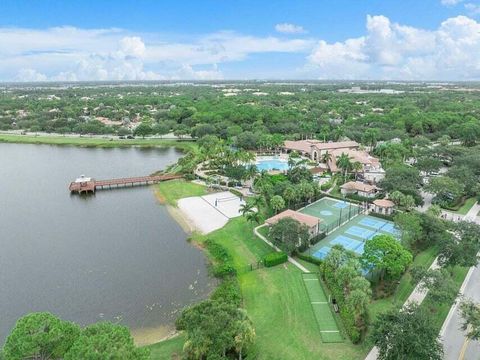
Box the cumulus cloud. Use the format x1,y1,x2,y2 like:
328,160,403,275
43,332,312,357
306,15,480,80
3,15,480,81
15,68,47,82
275,23,307,34
0,26,313,81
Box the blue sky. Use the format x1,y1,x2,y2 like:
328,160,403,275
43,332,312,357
1,0,480,81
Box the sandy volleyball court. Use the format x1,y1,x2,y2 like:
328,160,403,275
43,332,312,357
178,191,245,234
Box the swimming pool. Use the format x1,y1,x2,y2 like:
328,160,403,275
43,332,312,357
256,158,289,171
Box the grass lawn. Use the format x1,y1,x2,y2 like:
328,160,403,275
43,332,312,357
150,215,364,360
241,265,363,360
0,133,195,150
145,333,185,360
451,197,477,215
193,217,273,271
155,179,207,206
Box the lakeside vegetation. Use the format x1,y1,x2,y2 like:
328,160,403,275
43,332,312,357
0,133,195,150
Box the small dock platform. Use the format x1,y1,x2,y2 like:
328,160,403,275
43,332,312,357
69,174,182,194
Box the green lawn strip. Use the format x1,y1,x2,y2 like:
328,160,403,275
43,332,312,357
193,217,274,271
452,197,477,215
155,179,207,206
145,333,185,360
421,265,469,332
241,264,362,360
0,133,195,150
302,273,343,343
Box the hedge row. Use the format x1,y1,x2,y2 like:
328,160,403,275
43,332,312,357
296,253,323,266
369,211,395,222
324,194,362,205
263,252,288,267
204,239,236,278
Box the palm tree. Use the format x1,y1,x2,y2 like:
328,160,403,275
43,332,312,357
240,202,254,216
245,211,261,225
336,152,353,181
321,151,332,164
283,186,296,208
352,161,363,180
270,195,285,214
288,151,301,167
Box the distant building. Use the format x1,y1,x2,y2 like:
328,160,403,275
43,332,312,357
372,199,395,215
265,209,321,237
340,181,379,198
283,139,384,183
283,139,359,162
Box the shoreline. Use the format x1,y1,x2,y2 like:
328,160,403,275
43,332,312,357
0,133,194,151
131,324,179,347
152,186,198,234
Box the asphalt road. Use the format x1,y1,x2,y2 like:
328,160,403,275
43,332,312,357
441,264,480,360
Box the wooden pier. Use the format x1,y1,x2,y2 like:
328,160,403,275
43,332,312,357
69,174,182,194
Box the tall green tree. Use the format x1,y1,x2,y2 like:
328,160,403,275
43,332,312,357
460,300,480,341
361,235,413,284
270,195,285,214
64,322,149,360
268,218,310,255
370,303,443,360
3,312,80,360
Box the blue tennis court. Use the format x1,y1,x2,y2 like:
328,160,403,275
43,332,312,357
330,235,362,251
380,222,400,235
345,225,375,239
305,214,402,261
313,246,331,260
333,201,349,209
359,217,386,230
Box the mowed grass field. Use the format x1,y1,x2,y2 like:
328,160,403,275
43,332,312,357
195,218,364,360
155,179,207,206
302,273,343,343
146,215,365,359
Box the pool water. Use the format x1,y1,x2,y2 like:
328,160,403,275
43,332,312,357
256,159,289,171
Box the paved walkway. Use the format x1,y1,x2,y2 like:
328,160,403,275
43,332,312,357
441,263,480,360
253,224,310,273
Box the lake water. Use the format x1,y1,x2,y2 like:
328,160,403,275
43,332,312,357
0,143,214,344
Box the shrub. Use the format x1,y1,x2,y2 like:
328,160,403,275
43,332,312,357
263,252,288,267
310,232,326,245
296,253,322,266
369,212,395,221
345,193,374,203
204,239,236,278
211,278,242,307
183,173,195,181
229,189,243,198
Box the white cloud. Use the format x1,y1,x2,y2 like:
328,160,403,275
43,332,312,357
3,15,480,81
275,23,307,34
15,68,47,82
441,0,463,5
0,27,313,81
306,15,480,80
465,2,480,15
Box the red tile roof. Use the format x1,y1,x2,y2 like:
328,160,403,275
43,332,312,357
265,209,321,228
